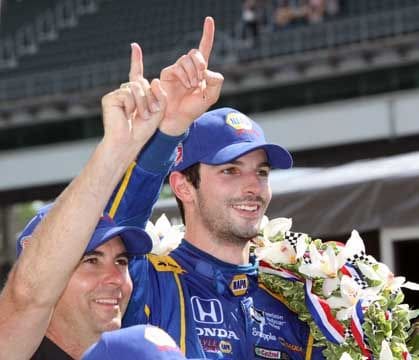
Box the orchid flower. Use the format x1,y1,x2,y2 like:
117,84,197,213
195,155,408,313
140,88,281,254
336,230,375,266
299,243,346,296
146,214,184,256
339,353,354,360
326,275,363,320
376,262,419,292
254,217,306,264
357,261,419,295
379,340,394,360
259,215,270,233
262,217,292,241
254,215,271,247
327,275,379,320
254,233,307,264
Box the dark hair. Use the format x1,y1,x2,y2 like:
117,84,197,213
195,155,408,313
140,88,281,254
174,163,201,224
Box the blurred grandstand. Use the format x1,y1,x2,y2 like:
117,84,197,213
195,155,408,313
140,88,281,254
0,0,418,305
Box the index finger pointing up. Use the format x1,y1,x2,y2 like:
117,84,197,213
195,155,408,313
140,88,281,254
129,42,144,81
198,16,215,64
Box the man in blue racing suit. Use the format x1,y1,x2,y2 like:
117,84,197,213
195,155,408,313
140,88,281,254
103,17,325,360
111,106,325,359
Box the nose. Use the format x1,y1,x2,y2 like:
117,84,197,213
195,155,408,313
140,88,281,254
102,263,125,286
242,172,263,196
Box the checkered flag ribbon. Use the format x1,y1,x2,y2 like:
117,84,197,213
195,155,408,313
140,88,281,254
303,254,312,264
346,250,374,265
353,276,369,289
390,287,402,299
344,327,353,339
341,263,369,289
284,231,306,250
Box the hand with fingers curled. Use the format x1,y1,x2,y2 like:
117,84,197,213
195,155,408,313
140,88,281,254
100,43,167,160
159,16,224,136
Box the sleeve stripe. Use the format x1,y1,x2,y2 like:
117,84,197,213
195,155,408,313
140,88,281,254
258,283,294,312
305,333,314,360
108,161,136,219
144,304,151,320
174,273,186,354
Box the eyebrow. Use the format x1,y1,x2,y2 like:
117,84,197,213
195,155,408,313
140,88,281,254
82,250,130,259
227,159,271,168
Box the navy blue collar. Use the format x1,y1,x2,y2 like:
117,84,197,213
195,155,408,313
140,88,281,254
171,240,258,295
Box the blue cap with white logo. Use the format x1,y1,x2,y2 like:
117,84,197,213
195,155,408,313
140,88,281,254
16,203,152,257
172,107,293,172
82,325,192,360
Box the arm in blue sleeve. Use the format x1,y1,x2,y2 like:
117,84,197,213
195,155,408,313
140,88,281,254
105,129,188,227
123,258,154,327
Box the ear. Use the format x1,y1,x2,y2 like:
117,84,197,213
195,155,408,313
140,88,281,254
169,172,195,204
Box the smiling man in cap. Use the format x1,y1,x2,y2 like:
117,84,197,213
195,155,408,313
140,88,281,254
117,107,325,359
16,205,152,360
0,42,166,359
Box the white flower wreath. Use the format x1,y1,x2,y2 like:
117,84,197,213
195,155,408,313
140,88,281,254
145,214,419,359
255,216,419,360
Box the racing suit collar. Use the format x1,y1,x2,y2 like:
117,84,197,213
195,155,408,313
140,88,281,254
171,240,259,296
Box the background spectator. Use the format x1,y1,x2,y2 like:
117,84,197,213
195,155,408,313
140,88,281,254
240,0,268,45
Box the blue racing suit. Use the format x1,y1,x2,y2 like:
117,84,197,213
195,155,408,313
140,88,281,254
123,241,324,359
110,131,325,359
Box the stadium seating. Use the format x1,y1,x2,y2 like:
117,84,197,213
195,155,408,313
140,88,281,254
1,0,419,102
0,0,57,36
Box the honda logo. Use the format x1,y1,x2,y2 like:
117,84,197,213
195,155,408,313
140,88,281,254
191,296,223,324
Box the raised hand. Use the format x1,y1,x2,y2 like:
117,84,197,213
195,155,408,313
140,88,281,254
101,43,167,157
159,16,224,136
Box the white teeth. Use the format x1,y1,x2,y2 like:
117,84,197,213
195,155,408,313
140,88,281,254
95,299,118,305
233,204,258,211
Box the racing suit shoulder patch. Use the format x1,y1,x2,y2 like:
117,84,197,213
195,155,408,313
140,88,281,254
147,254,186,274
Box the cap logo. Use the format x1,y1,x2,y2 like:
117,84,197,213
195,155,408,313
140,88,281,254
226,112,252,131
175,143,183,166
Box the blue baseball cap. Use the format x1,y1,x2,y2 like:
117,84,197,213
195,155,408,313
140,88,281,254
16,203,152,257
82,325,190,360
172,107,293,171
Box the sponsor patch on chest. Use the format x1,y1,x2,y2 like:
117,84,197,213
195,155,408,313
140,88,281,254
200,338,233,354
229,274,249,296
254,346,289,359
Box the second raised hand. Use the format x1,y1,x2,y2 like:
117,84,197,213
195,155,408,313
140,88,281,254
101,43,167,158
159,16,224,136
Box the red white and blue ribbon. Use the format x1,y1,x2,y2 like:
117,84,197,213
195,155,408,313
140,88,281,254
403,351,412,360
341,263,362,279
304,279,345,344
350,299,372,359
259,260,304,282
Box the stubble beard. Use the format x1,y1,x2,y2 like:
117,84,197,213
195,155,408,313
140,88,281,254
197,191,266,246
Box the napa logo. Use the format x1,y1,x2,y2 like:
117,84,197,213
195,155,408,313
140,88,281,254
229,274,248,296
219,340,232,354
226,112,253,131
